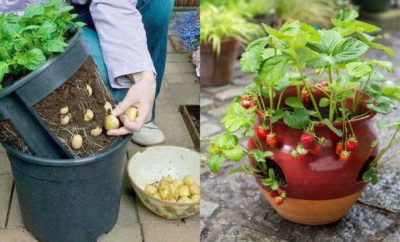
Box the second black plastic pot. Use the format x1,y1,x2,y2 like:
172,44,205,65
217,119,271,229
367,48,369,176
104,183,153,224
5,135,130,242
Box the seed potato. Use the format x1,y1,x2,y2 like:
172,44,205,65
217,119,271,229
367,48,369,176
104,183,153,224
159,183,172,200
60,115,70,126
104,102,113,112
145,176,200,203
174,180,184,187
60,106,69,115
86,84,93,96
183,175,196,186
71,134,83,149
90,127,103,137
125,107,138,121
104,115,120,131
189,184,200,196
178,185,190,198
84,109,94,122
145,185,158,195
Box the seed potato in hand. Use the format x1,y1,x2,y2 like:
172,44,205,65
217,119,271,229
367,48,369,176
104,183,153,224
144,175,200,203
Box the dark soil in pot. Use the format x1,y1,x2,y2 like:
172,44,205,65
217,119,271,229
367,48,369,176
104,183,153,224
0,57,119,158
0,121,29,153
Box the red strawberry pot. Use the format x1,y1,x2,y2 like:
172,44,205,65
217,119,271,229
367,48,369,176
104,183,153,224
247,88,378,225
207,10,400,226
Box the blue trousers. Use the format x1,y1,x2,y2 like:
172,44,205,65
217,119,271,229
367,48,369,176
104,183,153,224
80,0,174,119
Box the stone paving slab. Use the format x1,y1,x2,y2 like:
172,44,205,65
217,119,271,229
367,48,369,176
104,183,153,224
7,189,23,229
0,175,12,229
168,83,200,105
164,73,199,84
0,153,11,174
142,222,200,242
0,228,37,241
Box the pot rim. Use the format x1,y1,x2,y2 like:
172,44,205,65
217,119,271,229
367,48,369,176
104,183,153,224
3,135,131,166
201,37,240,53
0,29,81,99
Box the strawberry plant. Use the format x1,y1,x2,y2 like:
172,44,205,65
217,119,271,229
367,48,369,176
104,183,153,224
206,8,400,194
0,0,84,90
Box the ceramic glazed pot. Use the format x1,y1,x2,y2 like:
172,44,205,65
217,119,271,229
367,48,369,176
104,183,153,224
200,38,239,86
248,86,378,225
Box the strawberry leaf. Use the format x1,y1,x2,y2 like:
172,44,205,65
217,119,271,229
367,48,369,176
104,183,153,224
283,108,309,129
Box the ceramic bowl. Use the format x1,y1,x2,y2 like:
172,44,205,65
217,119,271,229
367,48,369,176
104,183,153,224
127,146,200,219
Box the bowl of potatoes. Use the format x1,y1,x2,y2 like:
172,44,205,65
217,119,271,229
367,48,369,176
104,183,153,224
127,146,200,219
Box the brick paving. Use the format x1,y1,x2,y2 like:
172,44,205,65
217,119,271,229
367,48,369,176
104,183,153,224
0,11,200,242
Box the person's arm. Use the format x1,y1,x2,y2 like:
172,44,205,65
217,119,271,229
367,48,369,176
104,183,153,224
89,0,157,135
89,0,155,84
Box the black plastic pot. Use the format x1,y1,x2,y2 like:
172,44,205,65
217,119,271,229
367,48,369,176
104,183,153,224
4,135,130,242
0,29,88,159
353,0,391,12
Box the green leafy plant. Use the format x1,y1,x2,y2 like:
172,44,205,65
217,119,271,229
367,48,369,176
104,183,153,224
206,8,400,193
200,3,262,54
0,0,84,90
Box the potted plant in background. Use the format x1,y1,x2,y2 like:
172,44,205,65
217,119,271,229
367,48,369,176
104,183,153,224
206,8,400,225
200,3,261,86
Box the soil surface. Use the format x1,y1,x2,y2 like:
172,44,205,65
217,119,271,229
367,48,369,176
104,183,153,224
0,121,29,154
34,57,119,158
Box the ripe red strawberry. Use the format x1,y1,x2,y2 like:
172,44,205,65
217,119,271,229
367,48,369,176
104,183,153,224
241,95,249,101
339,150,351,161
300,133,315,149
241,99,254,109
256,108,264,117
309,144,322,155
345,137,358,152
274,196,284,206
270,190,279,197
266,132,278,148
301,89,310,105
256,126,269,140
335,142,343,155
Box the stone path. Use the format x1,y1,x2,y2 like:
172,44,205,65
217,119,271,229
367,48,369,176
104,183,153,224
0,11,200,242
200,32,400,242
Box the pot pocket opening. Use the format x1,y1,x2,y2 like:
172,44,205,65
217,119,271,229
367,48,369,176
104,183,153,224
265,158,287,186
356,156,375,182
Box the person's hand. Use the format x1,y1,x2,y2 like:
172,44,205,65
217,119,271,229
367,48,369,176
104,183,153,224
107,71,156,136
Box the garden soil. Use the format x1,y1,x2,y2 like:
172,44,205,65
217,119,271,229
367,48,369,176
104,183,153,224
0,57,120,158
